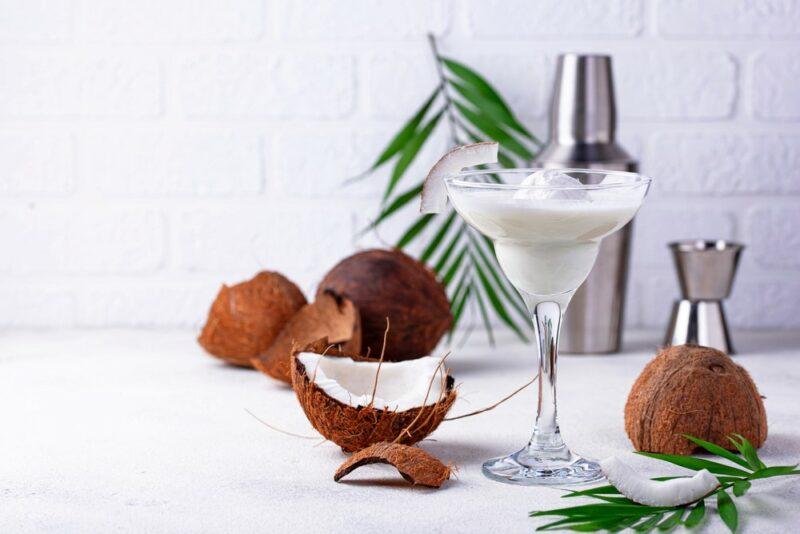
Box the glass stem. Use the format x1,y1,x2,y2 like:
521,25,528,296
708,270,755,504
529,300,566,453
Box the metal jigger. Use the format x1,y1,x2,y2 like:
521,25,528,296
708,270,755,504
665,240,744,354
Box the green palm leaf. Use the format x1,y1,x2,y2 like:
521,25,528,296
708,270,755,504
367,184,422,230
449,78,532,140
717,491,737,533
442,246,468,287
454,101,534,160
351,88,440,181
683,500,705,528
442,57,513,115
635,452,751,477
433,222,465,274
395,214,434,249
472,282,495,346
420,210,456,263
683,435,752,470
383,108,444,202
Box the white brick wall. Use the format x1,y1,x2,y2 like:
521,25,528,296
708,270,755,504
1,0,799,332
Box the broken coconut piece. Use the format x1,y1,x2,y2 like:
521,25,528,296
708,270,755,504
317,249,452,361
420,141,499,214
334,442,451,488
198,271,307,368
252,292,361,384
292,352,456,453
625,345,767,455
600,456,718,507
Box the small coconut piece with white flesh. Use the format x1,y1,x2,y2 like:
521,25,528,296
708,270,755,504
292,352,456,452
334,442,451,488
420,142,499,214
600,456,719,507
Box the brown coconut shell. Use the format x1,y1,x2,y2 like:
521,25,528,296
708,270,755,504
251,291,362,383
317,248,452,361
625,345,767,455
334,442,451,488
292,354,456,453
198,271,307,367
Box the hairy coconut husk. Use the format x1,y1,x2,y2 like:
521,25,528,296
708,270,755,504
252,292,361,383
625,345,767,455
317,249,452,361
292,355,456,453
334,442,451,488
198,271,306,367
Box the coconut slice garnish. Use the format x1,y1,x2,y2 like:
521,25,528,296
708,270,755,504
420,142,499,214
600,456,719,507
296,353,445,411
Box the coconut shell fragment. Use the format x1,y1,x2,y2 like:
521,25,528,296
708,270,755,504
252,292,361,383
334,442,451,488
317,249,452,361
198,271,307,368
292,354,456,453
625,345,767,455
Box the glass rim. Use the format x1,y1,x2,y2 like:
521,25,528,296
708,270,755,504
445,167,653,191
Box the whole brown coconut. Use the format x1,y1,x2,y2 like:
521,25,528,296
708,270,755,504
292,355,456,453
625,345,767,455
198,271,307,368
317,249,452,361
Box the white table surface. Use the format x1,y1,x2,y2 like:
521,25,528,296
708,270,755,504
1,329,798,533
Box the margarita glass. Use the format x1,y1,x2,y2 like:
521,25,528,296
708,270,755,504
445,168,651,485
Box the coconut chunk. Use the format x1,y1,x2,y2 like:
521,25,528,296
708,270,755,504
297,353,445,411
420,142,498,214
600,456,719,507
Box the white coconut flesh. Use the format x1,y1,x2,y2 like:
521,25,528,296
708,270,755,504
420,142,499,214
297,353,446,411
600,456,719,507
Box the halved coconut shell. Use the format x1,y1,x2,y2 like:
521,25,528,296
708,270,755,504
252,291,361,383
292,353,456,453
334,442,451,488
198,271,307,368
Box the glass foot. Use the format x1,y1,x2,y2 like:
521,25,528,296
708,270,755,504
482,445,603,486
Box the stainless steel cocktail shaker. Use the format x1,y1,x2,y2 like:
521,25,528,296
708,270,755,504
534,54,636,353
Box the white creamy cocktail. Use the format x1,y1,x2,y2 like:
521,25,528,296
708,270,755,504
421,143,651,485
449,171,643,306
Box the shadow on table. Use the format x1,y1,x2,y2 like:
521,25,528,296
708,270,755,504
419,438,504,468
335,477,441,490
